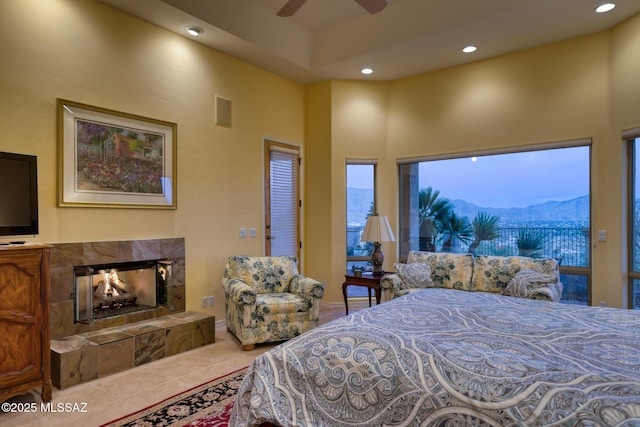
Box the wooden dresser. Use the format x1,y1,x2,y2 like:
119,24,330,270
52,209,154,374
0,244,52,402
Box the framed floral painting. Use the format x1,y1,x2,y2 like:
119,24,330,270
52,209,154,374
57,99,176,209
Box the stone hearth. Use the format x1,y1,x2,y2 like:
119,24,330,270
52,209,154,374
51,311,215,389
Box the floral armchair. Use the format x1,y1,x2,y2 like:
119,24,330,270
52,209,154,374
222,256,325,351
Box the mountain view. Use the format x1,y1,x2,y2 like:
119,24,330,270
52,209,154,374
347,187,591,303
449,196,589,226
347,188,375,225
347,188,589,226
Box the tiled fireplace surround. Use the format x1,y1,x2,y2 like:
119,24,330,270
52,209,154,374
49,238,215,389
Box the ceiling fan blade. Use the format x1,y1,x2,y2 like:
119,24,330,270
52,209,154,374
353,0,388,14
277,0,308,17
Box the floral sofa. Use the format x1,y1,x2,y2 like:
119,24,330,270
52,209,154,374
222,256,325,351
381,251,563,302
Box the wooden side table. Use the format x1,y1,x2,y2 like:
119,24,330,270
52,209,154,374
342,272,390,315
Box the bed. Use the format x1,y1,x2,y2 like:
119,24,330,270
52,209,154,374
229,288,640,426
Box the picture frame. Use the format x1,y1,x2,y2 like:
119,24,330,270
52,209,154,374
57,99,177,209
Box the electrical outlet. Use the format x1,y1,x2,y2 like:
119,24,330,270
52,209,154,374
249,228,256,238
202,296,208,307
209,295,215,306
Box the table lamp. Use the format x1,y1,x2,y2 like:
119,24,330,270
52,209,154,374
361,215,395,274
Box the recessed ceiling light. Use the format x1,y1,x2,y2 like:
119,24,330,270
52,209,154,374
595,3,615,13
462,46,477,53
185,26,203,36
361,67,374,75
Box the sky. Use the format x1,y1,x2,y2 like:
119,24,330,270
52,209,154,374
419,147,589,208
348,146,590,209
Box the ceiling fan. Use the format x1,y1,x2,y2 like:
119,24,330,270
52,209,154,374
277,0,388,17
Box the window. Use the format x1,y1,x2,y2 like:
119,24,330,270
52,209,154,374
398,144,591,305
265,141,299,258
346,162,376,296
627,134,640,309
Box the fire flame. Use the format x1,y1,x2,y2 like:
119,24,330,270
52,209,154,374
103,271,120,296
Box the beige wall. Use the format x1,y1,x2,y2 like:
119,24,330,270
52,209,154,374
0,0,305,321
388,33,615,303
2,0,640,313
312,16,640,307
304,82,333,287
610,12,640,307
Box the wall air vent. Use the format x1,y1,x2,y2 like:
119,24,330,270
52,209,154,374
215,95,232,128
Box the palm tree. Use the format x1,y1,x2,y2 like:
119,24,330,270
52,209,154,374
468,212,501,255
418,187,454,247
358,201,376,255
516,229,546,258
419,187,453,224
366,200,376,218
440,212,473,252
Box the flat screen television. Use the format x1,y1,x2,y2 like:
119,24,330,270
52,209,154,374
0,151,39,237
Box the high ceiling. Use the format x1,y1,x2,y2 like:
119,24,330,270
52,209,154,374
98,0,640,84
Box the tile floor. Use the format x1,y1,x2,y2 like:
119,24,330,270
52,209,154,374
0,301,363,427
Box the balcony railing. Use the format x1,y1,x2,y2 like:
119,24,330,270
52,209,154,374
350,226,590,267
348,226,591,305
469,227,590,267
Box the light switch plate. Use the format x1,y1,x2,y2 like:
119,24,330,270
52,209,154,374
597,230,607,241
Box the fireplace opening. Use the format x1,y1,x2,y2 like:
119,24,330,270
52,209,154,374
74,259,172,324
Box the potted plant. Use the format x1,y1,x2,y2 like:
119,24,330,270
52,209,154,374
351,265,365,277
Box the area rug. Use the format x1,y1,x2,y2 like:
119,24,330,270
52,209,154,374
100,367,247,427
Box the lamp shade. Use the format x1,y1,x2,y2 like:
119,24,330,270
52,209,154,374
361,215,395,243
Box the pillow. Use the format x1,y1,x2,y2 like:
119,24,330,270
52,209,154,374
393,262,434,289
503,269,561,302
528,282,564,302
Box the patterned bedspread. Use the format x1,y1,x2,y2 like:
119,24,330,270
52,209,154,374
230,289,640,426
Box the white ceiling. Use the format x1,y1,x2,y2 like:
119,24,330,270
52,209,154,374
98,0,640,84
